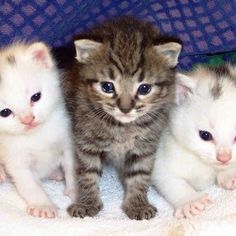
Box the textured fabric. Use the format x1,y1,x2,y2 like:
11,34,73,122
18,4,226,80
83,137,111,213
1,0,236,69
1,167,236,236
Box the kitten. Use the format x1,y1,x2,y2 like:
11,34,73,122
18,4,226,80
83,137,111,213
152,64,236,219
0,42,75,218
63,17,182,220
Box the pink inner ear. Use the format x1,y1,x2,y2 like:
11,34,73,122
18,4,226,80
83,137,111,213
175,84,191,105
33,50,52,68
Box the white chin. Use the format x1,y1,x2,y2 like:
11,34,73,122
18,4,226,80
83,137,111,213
115,116,137,123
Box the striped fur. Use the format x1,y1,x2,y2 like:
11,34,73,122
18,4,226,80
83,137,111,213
63,17,181,220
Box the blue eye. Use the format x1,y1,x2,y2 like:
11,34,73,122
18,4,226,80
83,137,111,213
0,108,12,118
199,130,213,141
101,82,115,93
137,84,152,95
31,92,41,102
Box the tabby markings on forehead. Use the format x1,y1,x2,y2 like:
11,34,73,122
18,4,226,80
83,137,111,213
209,65,230,78
109,52,123,74
211,80,222,100
138,70,145,82
108,68,115,80
7,55,16,65
209,65,236,85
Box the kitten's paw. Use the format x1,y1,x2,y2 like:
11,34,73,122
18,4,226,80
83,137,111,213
67,202,103,218
27,205,57,218
217,173,236,190
0,165,7,183
174,194,212,219
48,169,64,181
122,203,157,220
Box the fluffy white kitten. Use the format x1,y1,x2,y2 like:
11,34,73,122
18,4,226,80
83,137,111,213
0,42,75,218
152,64,236,219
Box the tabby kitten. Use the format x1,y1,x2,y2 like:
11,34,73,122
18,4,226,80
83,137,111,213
64,17,182,220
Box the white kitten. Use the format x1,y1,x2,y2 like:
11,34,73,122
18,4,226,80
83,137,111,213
152,64,236,219
0,42,76,218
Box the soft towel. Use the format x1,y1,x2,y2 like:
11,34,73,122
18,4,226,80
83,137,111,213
1,166,236,236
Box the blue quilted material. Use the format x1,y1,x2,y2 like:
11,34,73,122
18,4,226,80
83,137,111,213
1,0,236,69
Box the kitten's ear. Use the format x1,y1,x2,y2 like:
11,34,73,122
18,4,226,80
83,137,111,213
74,39,102,63
175,73,196,105
154,42,182,68
27,42,54,68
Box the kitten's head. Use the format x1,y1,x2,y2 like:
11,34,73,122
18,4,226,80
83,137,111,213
74,17,182,124
0,42,61,135
173,64,236,168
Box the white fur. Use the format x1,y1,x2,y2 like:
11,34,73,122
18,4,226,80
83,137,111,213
0,42,76,218
152,65,236,218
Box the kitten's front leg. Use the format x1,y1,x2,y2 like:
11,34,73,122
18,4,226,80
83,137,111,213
7,165,56,218
122,152,157,220
67,148,103,218
154,176,212,219
62,144,76,201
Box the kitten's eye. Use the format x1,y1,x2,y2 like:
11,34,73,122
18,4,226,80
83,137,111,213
137,84,152,95
31,92,41,102
0,108,12,118
101,82,115,93
199,130,213,141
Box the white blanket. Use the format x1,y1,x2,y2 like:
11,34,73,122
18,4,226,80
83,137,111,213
1,166,236,236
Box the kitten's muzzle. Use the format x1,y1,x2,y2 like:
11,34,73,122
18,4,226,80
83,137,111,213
20,114,36,127
116,97,135,114
216,153,232,164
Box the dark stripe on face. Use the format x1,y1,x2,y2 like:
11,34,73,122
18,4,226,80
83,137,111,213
109,53,123,73
106,103,116,108
108,68,115,80
136,105,145,112
132,55,145,76
155,80,172,87
138,70,145,82
85,79,98,84
124,170,151,178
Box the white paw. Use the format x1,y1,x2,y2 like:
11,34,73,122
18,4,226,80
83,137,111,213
174,194,212,219
48,169,64,181
64,187,76,201
27,205,57,218
217,174,236,190
0,165,7,183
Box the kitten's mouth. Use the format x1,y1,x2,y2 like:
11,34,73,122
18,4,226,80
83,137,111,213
25,122,39,130
115,114,137,123
215,161,231,168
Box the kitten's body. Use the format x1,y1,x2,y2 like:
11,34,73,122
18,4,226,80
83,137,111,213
64,17,182,220
152,65,236,218
0,42,75,218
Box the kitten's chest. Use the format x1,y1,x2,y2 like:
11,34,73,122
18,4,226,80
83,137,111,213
109,133,135,153
187,161,216,190
28,139,64,178
104,126,140,161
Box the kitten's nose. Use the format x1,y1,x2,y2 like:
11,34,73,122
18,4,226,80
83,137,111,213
216,153,232,164
117,97,135,114
20,114,35,125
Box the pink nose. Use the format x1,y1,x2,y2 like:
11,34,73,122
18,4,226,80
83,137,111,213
20,114,35,125
216,153,232,164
